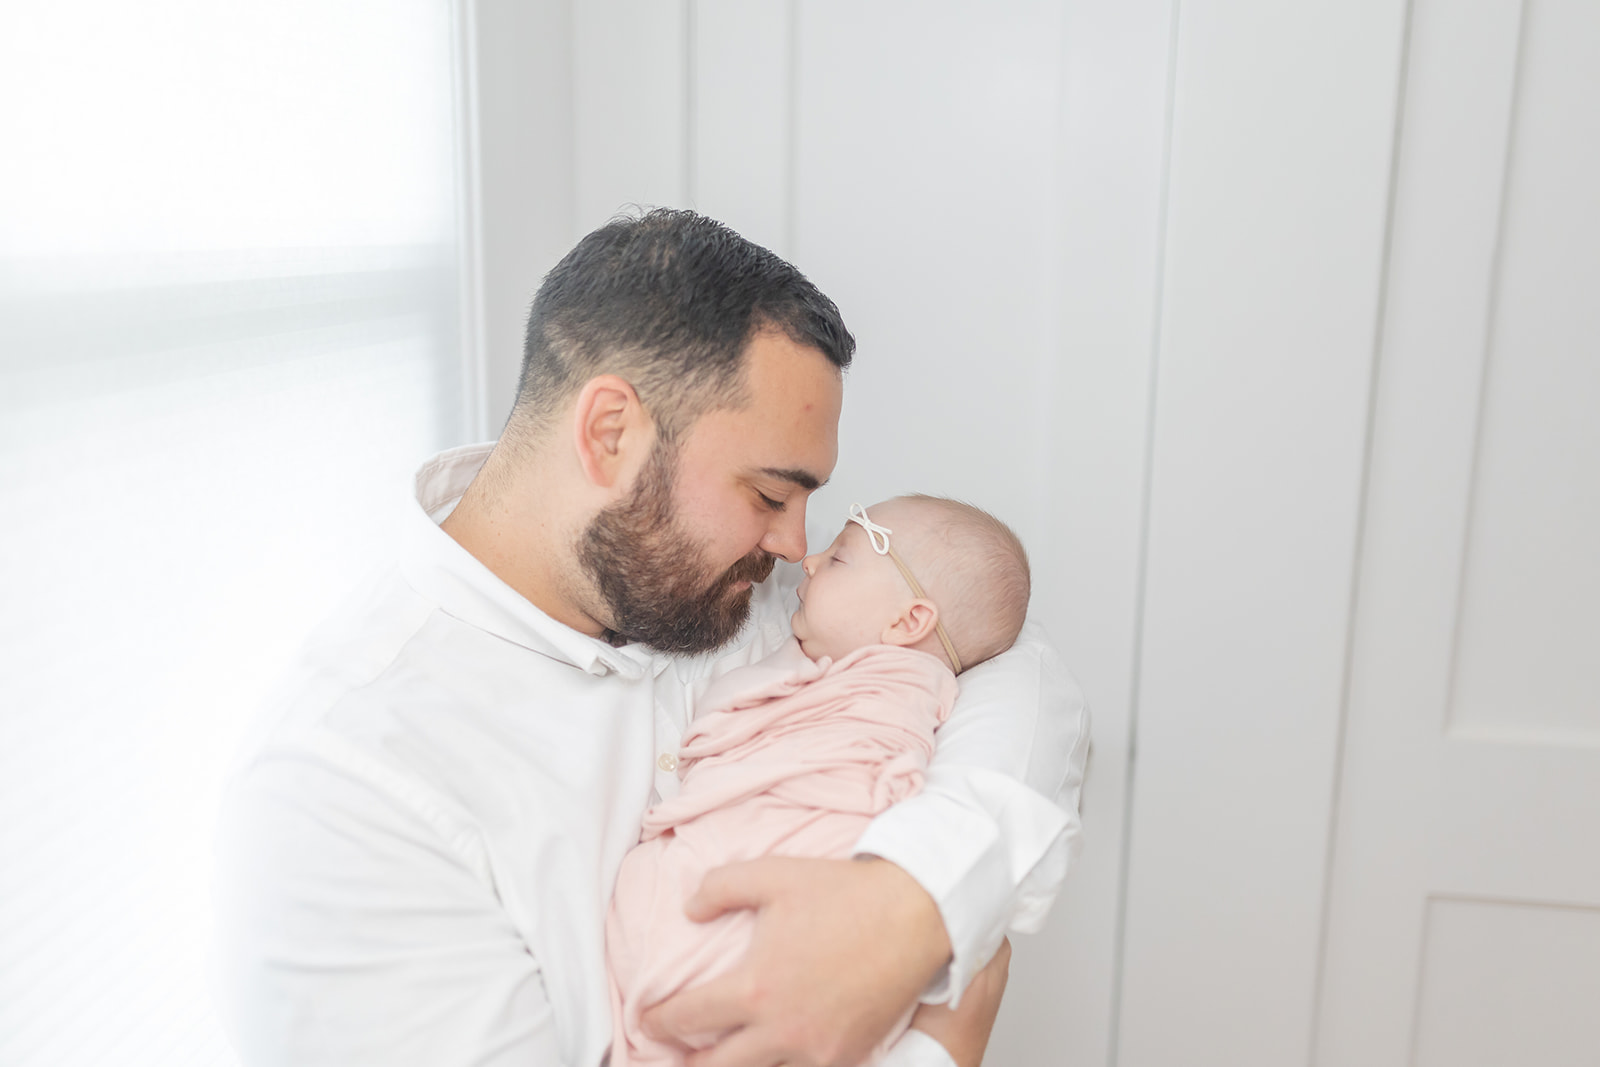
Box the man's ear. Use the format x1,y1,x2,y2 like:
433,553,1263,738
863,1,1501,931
879,599,940,648
572,375,651,489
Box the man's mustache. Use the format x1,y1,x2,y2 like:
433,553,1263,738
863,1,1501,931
724,550,777,587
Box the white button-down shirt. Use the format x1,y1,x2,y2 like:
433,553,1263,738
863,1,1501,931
213,443,1090,1067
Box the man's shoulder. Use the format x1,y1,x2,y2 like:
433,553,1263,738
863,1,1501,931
230,560,650,819
240,573,537,764
240,568,432,741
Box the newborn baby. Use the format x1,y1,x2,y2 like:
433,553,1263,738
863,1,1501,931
605,495,1031,1066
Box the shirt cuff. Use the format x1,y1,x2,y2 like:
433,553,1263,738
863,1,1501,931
879,1027,959,1067
854,769,1069,1006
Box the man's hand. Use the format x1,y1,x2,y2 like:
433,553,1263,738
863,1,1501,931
639,856,951,1067
907,938,1011,1067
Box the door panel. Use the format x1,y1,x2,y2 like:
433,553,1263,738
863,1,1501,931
1411,899,1600,1067
1315,2,1600,1063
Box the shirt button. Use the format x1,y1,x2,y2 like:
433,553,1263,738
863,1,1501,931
657,752,678,772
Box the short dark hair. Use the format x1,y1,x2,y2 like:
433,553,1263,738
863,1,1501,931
509,208,854,442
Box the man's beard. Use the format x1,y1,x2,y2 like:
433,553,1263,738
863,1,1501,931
577,442,776,654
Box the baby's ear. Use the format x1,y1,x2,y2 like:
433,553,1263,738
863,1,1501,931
879,600,940,648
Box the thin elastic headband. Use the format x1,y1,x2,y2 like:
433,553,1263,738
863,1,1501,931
846,503,962,674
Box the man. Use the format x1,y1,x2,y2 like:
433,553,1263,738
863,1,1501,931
214,210,1088,1066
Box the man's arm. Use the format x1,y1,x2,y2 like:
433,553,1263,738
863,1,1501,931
897,938,1012,1067
854,621,1090,1003
642,623,1090,1066
213,731,564,1066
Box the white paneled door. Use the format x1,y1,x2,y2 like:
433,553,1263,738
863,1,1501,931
1315,2,1600,1064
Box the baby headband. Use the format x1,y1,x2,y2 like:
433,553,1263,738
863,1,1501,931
846,503,963,674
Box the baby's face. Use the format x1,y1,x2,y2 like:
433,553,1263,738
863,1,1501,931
790,518,913,663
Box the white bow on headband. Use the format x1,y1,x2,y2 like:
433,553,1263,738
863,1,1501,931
842,502,963,673
847,502,893,555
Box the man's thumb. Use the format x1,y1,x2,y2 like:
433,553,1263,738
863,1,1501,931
684,858,781,922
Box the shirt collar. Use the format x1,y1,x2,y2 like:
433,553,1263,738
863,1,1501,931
398,442,662,681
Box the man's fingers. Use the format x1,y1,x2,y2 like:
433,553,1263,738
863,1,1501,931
640,971,751,1042
685,857,790,922
682,1024,783,1067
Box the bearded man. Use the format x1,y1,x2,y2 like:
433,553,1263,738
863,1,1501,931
214,210,1089,1067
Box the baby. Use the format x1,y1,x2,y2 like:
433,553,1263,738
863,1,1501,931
605,494,1031,1066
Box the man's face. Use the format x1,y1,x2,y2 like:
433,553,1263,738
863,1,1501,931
579,330,843,654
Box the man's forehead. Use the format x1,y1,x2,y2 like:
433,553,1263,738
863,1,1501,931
678,336,841,486
740,333,842,448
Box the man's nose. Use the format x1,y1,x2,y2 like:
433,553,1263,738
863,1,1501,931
761,505,809,564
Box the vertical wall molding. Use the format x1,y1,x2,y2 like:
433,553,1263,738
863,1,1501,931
461,0,578,431
684,0,698,207
1115,2,1410,1064
1305,0,1417,1056
1441,0,1528,737
450,0,490,441
1108,1,1184,1061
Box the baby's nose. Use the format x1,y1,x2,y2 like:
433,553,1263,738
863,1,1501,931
801,553,820,576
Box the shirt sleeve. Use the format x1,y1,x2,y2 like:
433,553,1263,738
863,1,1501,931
212,727,567,1066
851,621,1091,1006
879,1028,960,1067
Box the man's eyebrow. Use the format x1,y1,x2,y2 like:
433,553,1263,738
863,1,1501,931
756,467,826,491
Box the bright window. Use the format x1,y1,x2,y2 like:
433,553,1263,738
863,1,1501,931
0,2,465,1062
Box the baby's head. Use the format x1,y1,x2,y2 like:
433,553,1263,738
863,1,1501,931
791,495,1030,674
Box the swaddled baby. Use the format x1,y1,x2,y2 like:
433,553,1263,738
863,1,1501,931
605,495,1031,1066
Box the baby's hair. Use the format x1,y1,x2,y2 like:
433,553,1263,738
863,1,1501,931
891,494,1031,672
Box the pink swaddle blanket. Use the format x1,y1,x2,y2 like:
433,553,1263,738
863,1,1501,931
606,639,957,1066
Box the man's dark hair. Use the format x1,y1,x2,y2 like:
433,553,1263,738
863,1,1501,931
508,208,854,443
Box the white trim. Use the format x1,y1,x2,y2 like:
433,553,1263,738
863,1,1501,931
450,0,490,442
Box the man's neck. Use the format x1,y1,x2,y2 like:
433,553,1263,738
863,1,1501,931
440,456,606,639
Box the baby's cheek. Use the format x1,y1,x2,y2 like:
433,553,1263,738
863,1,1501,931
847,615,879,651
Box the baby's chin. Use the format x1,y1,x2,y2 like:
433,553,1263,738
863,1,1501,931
790,628,827,665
